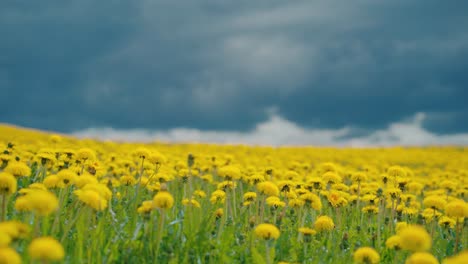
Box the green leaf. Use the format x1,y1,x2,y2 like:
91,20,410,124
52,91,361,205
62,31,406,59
251,247,267,264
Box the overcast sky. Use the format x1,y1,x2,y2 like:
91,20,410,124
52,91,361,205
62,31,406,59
1,1,468,146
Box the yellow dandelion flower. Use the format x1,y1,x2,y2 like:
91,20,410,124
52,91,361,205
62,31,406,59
74,189,107,211
119,175,136,186
396,222,408,234
210,190,226,204
0,221,30,240
56,169,77,187
442,250,468,264
314,216,335,232
351,172,368,183
387,166,406,178
137,200,153,215
385,187,402,199
0,172,17,195
28,236,64,261
153,191,174,209
423,196,447,210
148,151,167,165
214,208,223,219
75,174,98,188
438,216,456,228
0,232,12,247
217,165,241,180
362,205,379,214
327,191,348,208
301,192,322,211
289,198,305,208
134,147,150,159
43,175,60,189
445,200,468,219
76,148,96,162
182,198,201,208
254,223,280,240
277,180,295,192
322,171,342,184
399,225,432,252
217,181,236,191
193,190,206,198
405,252,439,264
353,247,380,264
0,247,21,264
257,181,279,197
16,190,59,216
243,192,257,202
4,161,31,177
386,235,402,250
298,227,316,236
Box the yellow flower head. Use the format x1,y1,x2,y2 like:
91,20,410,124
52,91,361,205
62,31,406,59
298,227,316,236
215,208,223,219
387,166,406,178
445,200,468,219
43,175,60,189
153,191,174,209
386,235,402,250
396,222,408,234
137,200,154,215
405,252,439,264
353,247,380,264
328,191,348,208
0,221,30,240
217,165,241,180
362,205,379,214
0,247,21,264
243,192,257,202
322,171,342,184
76,148,96,162
28,237,64,261
182,198,201,208
257,181,279,197
277,180,295,192
74,189,108,211
193,190,206,198
148,151,167,165
399,225,432,252
119,175,136,186
442,250,468,264
15,190,59,216
4,161,31,177
351,172,368,183
300,192,322,211
314,216,335,232
0,232,12,247
210,190,226,204
0,172,17,195
56,169,77,187
385,187,402,199
288,198,305,208
254,223,280,240
134,147,150,159
423,196,447,210
438,216,456,228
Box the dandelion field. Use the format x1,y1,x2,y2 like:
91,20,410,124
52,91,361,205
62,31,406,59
0,125,467,264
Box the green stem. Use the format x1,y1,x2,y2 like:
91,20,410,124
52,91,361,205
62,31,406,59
0,194,6,222
265,241,271,264
154,209,166,259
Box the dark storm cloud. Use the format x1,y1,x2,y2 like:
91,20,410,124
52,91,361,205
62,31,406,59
1,0,467,134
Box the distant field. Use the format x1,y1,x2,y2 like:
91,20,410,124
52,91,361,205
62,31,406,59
0,124,466,263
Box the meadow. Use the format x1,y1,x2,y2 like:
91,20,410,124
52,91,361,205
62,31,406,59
0,124,466,264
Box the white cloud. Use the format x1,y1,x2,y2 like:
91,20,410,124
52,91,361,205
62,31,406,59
72,112,468,146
